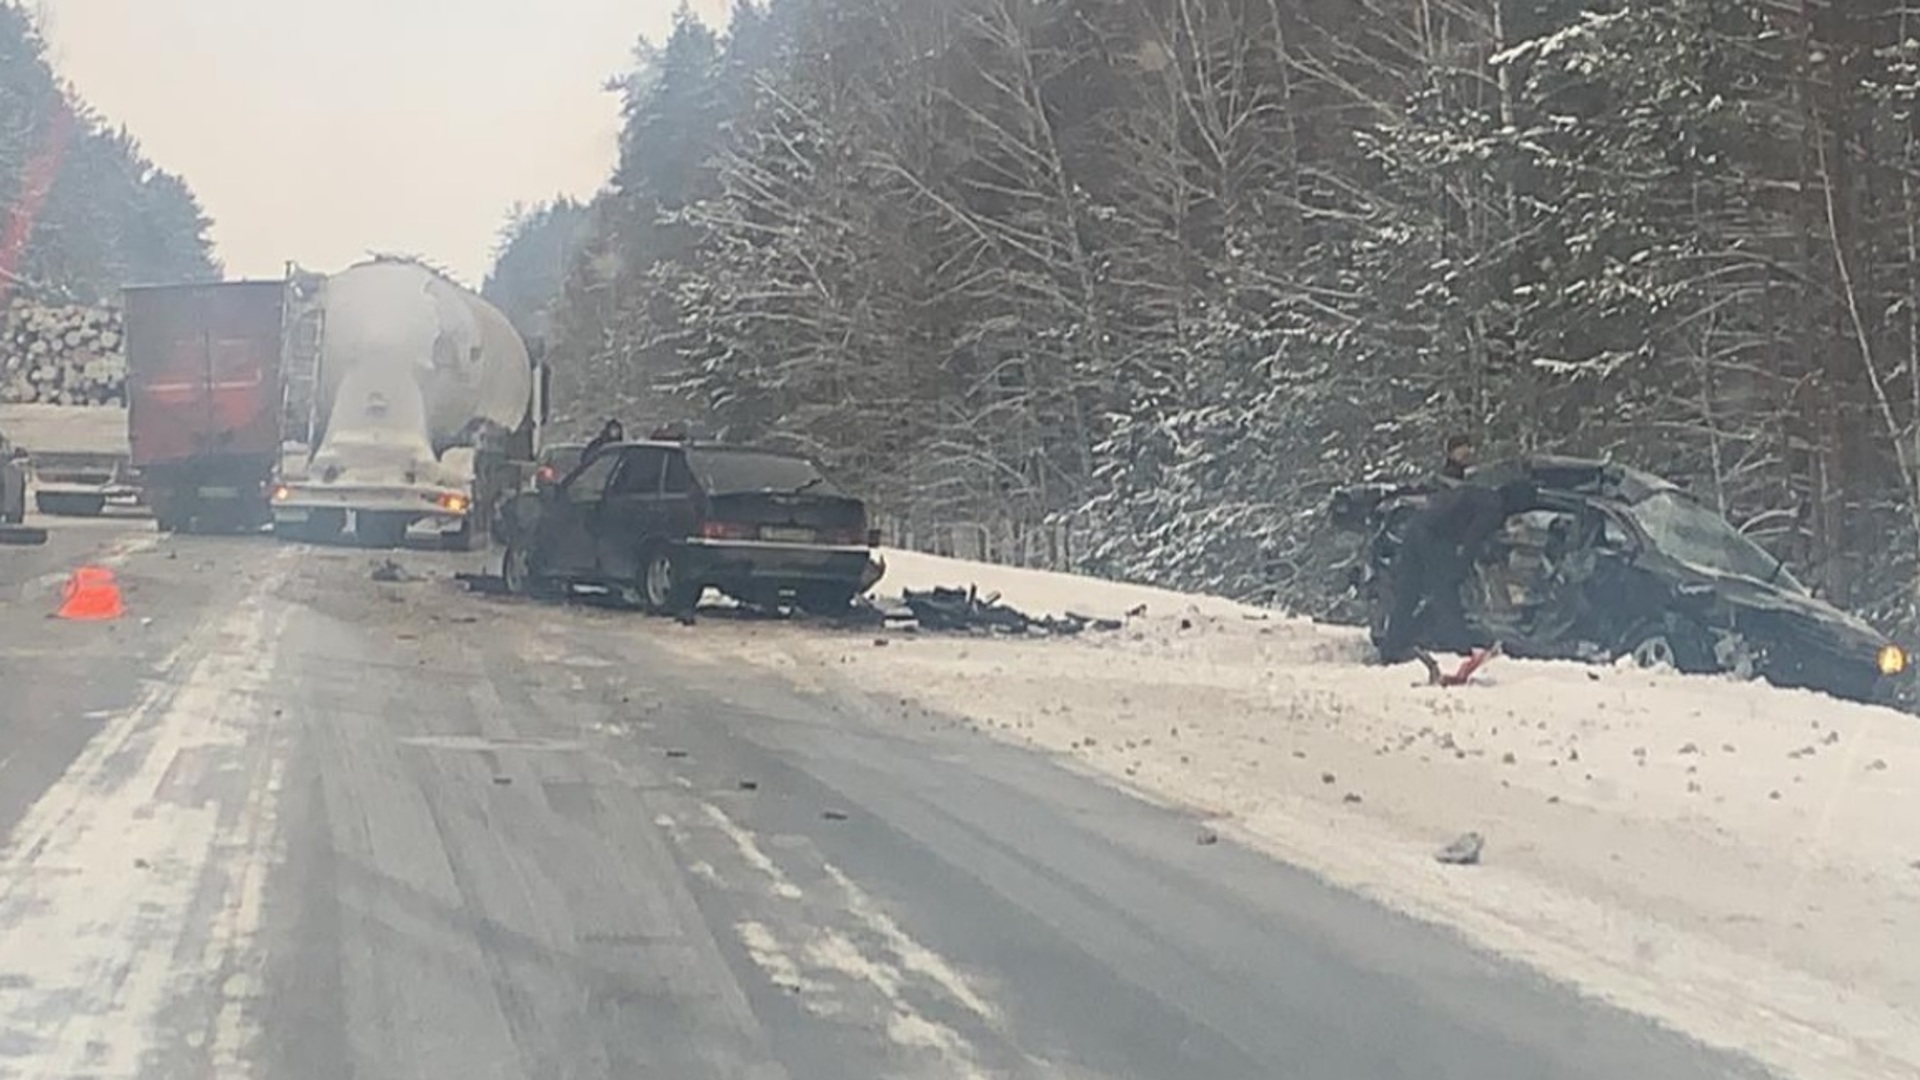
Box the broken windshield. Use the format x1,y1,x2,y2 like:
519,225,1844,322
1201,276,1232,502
1626,492,1804,592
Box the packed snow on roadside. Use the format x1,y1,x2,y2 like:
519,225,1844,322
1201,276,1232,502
693,548,1920,1080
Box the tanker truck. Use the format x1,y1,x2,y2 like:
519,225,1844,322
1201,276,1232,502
270,257,546,548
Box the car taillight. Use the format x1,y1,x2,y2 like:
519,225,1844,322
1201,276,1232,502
701,521,756,540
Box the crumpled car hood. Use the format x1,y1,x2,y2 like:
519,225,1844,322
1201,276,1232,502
1672,561,1887,649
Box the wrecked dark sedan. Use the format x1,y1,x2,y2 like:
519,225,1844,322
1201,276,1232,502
498,438,881,614
1329,455,1914,708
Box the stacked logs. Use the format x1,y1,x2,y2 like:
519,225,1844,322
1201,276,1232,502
0,300,125,406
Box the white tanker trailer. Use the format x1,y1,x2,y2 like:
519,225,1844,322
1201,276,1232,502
270,257,547,548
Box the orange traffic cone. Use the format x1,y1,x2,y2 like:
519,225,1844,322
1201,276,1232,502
56,565,124,621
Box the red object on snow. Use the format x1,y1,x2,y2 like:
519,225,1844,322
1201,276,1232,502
1438,643,1503,686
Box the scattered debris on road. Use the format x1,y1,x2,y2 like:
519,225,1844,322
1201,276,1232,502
454,572,510,595
1196,827,1220,846
895,585,1126,636
370,558,420,583
1435,832,1485,866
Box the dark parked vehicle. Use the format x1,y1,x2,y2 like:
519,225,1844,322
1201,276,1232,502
498,439,879,613
1330,455,1914,708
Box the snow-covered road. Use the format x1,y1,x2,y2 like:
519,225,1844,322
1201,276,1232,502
0,527,1770,1078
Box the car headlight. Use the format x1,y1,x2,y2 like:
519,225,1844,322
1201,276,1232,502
1878,644,1908,676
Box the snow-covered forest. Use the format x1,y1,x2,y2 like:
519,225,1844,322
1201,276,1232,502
498,0,1920,631
0,4,217,303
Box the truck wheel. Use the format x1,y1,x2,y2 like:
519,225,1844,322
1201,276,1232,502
153,503,190,532
640,544,700,616
356,511,411,549
37,492,105,517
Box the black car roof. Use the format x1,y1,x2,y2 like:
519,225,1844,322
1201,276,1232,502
1468,454,1683,505
604,439,814,459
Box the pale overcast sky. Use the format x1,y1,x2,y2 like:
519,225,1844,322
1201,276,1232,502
37,0,729,284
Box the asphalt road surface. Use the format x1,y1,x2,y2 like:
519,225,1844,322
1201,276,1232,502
0,517,1771,1080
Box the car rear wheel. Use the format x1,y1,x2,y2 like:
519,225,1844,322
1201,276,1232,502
640,544,699,615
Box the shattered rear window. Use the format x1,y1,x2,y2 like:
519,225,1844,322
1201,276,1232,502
686,448,838,495
542,444,584,475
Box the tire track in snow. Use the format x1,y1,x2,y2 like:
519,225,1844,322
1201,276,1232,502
663,799,1007,1079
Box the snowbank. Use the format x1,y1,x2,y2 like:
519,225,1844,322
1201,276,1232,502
872,547,1264,622
694,548,1920,1080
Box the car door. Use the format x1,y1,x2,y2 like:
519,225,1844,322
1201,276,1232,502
658,448,701,543
545,450,620,575
594,445,667,581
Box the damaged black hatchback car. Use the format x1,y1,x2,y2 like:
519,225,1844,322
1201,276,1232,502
1330,455,1914,708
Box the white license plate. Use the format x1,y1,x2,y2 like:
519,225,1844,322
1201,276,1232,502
760,526,816,544
197,486,238,498
275,508,310,523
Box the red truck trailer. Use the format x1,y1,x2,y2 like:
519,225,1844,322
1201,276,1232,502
123,281,286,533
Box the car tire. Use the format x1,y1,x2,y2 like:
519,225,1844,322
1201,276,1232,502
1623,618,1717,675
502,541,538,597
640,543,699,616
